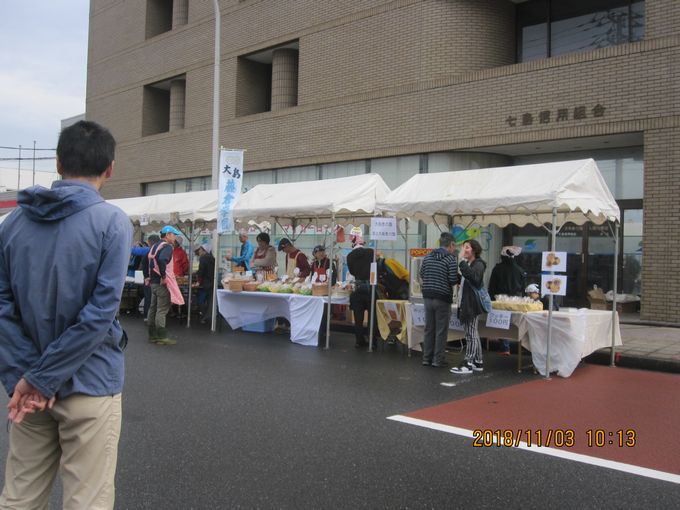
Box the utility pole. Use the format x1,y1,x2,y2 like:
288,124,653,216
17,145,22,191
32,140,36,186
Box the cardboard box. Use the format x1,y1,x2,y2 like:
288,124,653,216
587,288,638,313
587,288,607,310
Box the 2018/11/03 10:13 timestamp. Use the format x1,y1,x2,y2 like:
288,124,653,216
472,429,637,448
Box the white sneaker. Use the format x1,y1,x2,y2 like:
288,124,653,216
470,361,484,372
450,363,473,374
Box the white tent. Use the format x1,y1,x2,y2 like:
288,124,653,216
232,173,391,224
108,189,218,225
376,159,621,377
376,159,619,226
232,173,392,350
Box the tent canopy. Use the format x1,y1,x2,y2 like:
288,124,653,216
376,159,620,227
232,173,391,224
108,189,218,225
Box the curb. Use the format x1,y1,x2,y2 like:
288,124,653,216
585,350,680,374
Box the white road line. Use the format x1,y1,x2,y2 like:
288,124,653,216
387,414,680,485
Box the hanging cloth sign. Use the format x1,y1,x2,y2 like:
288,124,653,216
218,149,244,234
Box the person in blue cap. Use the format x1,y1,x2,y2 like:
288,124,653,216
147,225,185,344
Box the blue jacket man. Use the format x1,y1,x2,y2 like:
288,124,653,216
227,231,254,271
0,120,132,509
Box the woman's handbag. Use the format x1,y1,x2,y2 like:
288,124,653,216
471,284,493,313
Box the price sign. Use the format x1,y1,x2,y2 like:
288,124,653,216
448,313,464,331
370,217,398,241
140,213,149,226
486,310,512,330
411,304,425,326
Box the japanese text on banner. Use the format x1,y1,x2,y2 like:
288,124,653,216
218,149,244,234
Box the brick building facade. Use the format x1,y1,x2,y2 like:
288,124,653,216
86,0,679,324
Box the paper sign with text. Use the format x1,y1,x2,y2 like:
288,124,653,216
411,304,425,326
383,302,401,322
448,313,465,331
486,310,512,330
370,217,398,241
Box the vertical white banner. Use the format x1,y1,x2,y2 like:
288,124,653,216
217,149,244,234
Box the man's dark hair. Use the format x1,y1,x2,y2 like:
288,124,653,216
439,232,454,248
256,232,270,244
56,120,115,178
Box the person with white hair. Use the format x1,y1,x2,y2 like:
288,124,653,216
225,229,253,272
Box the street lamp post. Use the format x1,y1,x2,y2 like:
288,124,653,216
210,0,221,332
211,0,221,189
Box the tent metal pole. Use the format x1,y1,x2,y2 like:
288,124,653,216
368,239,378,353
404,218,409,268
610,221,620,367
210,230,219,332
545,207,557,379
187,222,194,328
325,214,335,349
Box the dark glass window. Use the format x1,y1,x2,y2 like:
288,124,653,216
517,0,645,62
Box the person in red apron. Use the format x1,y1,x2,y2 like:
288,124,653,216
311,245,338,346
147,226,185,345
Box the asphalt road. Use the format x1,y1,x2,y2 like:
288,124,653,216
1,316,678,509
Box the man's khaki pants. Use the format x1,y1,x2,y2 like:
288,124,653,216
0,394,122,510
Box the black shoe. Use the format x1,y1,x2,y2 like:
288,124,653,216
422,359,432,366
355,341,368,348
432,361,449,368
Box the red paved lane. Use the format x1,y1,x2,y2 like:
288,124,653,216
401,365,680,476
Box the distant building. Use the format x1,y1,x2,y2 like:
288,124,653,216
61,113,86,131
85,0,678,323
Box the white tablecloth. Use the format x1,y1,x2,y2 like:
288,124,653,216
217,290,347,346
404,302,528,351
521,310,622,377
405,303,621,377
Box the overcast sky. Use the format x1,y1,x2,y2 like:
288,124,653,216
0,0,89,180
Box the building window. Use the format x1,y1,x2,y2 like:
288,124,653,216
146,0,189,39
146,0,173,39
517,0,645,62
236,41,299,117
142,75,186,136
144,176,211,196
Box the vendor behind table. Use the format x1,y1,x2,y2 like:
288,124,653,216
225,229,254,272
251,232,277,279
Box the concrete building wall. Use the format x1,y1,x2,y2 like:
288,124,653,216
641,127,680,323
86,0,680,322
